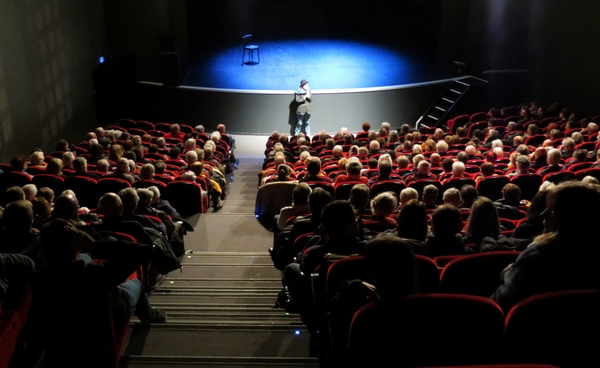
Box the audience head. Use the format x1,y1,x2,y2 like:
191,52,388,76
451,161,465,177
431,204,463,238
3,200,34,233
321,200,359,238
364,235,416,302
37,187,55,204
396,199,428,242
22,184,38,201
97,193,123,216
52,193,80,220
465,196,500,242
399,187,419,208
460,185,478,209
422,184,439,207
349,184,370,211
308,188,332,222
370,192,398,218
442,187,462,207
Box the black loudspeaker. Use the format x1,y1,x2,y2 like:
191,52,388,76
161,51,181,86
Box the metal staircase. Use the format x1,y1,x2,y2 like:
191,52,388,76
415,76,488,130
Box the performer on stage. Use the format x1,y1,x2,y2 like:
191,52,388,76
294,79,312,136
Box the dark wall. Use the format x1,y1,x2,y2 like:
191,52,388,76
102,0,188,83
0,0,106,162
441,0,600,115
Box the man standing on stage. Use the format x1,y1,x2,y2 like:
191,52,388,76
295,79,312,136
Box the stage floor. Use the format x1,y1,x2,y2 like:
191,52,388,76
183,39,447,90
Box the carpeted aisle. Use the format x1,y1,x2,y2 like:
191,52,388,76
120,152,318,367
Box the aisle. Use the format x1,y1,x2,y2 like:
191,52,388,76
120,154,318,367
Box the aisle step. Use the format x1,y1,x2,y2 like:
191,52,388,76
121,356,318,367
167,265,279,279
124,326,312,358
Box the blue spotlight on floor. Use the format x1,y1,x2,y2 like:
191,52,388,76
295,330,300,336
189,39,430,90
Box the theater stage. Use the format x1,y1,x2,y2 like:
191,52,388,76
137,40,459,135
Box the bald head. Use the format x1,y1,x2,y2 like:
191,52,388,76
98,193,123,216
53,194,80,220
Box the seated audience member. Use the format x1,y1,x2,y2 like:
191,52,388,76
394,199,428,254
563,149,587,171
405,160,437,184
492,182,600,313
474,162,496,183
395,155,410,172
44,158,66,178
106,157,135,184
436,140,448,156
73,157,101,180
287,188,332,249
459,185,478,212
336,232,419,358
334,159,368,186
1,186,26,207
299,200,365,274
276,183,312,231
146,186,188,227
275,164,294,182
95,193,153,246
582,175,600,185
429,153,442,168
22,183,37,201
96,159,110,175
349,184,370,215
36,187,55,207
442,187,462,207
25,219,164,368
283,200,366,308
450,161,469,179
0,252,34,307
261,151,286,182
364,192,397,234
139,163,156,181
530,147,548,170
369,161,399,184
511,190,548,241
422,184,439,210
29,150,47,168
61,151,75,171
456,151,469,166
441,157,454,175
560,137,575,159
119,188,167,235
537,148,563,177
425,204,474,258
507,154,532,178
31,196,52,229
398,187,419,209
136,188,182,240
298,157,331,183
0,200,38,253
164,123,186,141
464,196,501,247
495,183,522,208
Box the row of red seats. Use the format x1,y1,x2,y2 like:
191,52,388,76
0,172,207,216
